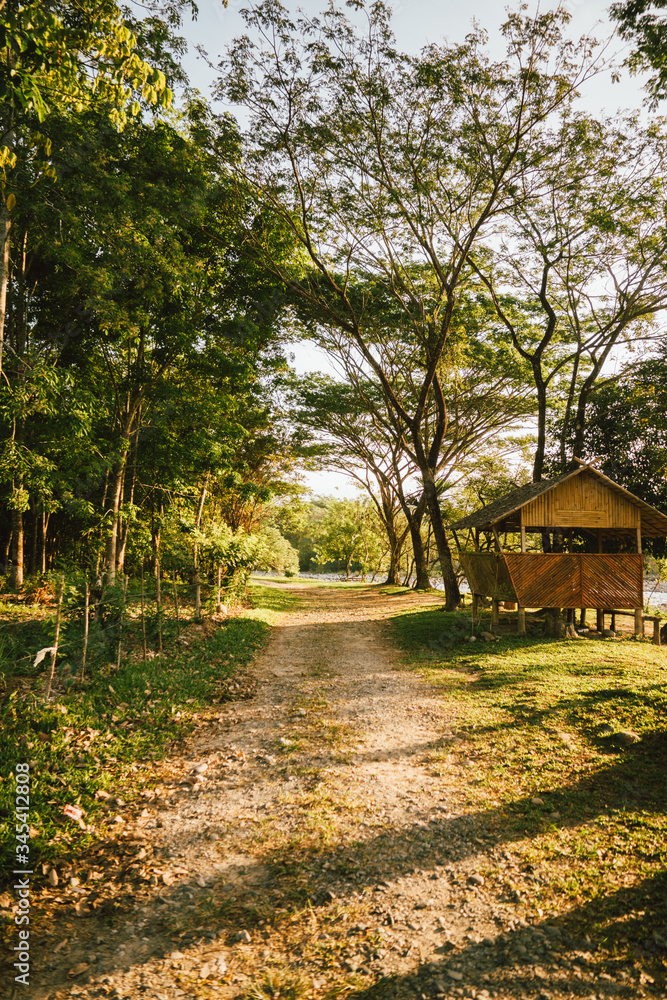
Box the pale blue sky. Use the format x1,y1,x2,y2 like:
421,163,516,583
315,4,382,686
181,0,643,111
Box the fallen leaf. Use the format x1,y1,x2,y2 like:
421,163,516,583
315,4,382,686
68,962,90,977
63,804,85,821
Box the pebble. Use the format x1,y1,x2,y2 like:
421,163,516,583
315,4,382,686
531,797,544,806
611,730,641,745
468,874,485,886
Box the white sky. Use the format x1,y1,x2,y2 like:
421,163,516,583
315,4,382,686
180,1,650,500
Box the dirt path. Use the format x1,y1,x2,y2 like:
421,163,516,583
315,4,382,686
24,585,630,1000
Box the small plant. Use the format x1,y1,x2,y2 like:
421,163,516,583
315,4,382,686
245,970,306,1000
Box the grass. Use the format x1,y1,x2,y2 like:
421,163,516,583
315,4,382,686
0,580,295,885
389,602,667,967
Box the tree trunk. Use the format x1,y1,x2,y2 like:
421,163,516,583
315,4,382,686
384,534,402,585
10,503,23,589
543,608,565,638
0,183,11,379
422,475,460,608
532,376,549,483
29,501,37,576
117,432,139,575
193,475,209,621
105,459,124,583
409,520,430,590
105,443,129,583
152,501,163,651
3,530,12,574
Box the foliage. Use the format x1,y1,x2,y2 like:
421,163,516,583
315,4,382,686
579,347,667,554
0,598,267,882
470,111,667,481
256,526,300,577
217,0,607,606
611,0,667,105
311,498,387,581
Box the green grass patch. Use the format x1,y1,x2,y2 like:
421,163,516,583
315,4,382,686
390,602,667,957
0,584,286,885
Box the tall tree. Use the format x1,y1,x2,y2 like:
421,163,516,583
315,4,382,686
0,0,183,376
218,1,602,608
469,112,667,482
296,375,416,586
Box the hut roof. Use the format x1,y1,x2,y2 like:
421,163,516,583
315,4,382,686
449,464,667,537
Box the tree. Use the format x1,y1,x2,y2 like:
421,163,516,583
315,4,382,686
0,0,183,377
610,1,667,105
469,112,667,484
313,498,386,581
0,90,302,588
578,347,667,554
296,375,417,586
217,1,602,608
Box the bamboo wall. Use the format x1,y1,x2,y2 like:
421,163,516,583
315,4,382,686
521,472,639,529
460,552,643,609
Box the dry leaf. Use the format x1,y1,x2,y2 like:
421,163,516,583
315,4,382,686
68,962,90,977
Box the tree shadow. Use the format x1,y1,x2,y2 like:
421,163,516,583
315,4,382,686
348,868,667,999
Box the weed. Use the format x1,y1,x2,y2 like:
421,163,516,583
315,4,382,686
245,969,307,1000
0,585,280,884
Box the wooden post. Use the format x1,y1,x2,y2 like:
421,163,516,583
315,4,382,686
596,531,604,632
155,558,163,652
520,525,526,553
172,569,180,636
579,608,586,627
610,612,616,632
472,593,479,618
474,529,480,552
140,564,147,665
116,574,128,669
652,618,662,646
492,599,500,628
80,578,90,683
44,573,65,700
493,526,503,552
635,607,643,637
517,607,526,634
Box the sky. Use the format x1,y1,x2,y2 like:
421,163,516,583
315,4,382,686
178,1,650,500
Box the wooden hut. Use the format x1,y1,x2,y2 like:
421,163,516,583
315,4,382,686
449,462,667,640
